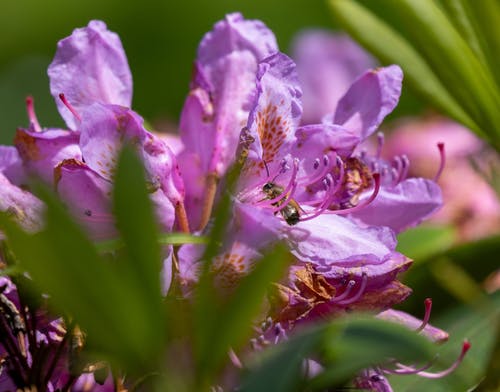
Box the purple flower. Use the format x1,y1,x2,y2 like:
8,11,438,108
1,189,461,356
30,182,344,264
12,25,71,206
291,30,376,124
177,12,279,230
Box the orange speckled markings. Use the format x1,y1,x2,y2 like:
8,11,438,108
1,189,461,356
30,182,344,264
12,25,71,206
211,248,248,291
256,101,290,164
53,158,87,185
14,130,40,160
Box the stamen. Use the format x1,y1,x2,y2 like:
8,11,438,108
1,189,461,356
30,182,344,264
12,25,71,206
416,298,432,332
331,280,356,303
383,359,435,375
376,132,384,159
228,349,243,369
398,155,410,183
434,142,446,182
392,156,402,186
328,173,381,215
413,340,470,379
25,96,42,133
299,154,334,187
336,273,368,305
58,93,81,123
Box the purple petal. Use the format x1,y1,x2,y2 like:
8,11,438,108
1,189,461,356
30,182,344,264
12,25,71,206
326,65,403,140
79,103,184,205
377,309,449,343
351,178,443,233
14,128,81,185
293,124,360,159
0,145,26,185
0,172,44,233
245,52,302,176
180,13,278,177
48,20,132,130
292,30,375,123
54,159,116,241
281,213,397,266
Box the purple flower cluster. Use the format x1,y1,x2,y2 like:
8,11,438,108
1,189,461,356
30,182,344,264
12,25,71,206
0,14,469,391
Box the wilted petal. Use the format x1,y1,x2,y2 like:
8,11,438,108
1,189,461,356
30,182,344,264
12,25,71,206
325,65,403,140
0,173,44,233
351,178,443,233
377,309,449,343
14,128,81,185
282,213,397,266
292,30,375,123
54,159,116,241
48,20,132,130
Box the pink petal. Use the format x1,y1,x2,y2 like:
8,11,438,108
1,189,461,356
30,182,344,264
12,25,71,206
48,20,132,130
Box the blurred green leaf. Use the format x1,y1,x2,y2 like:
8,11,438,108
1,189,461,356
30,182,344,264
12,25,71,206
396,225,457,263
198,244,290,386
113,145,162,304
240,315,434,391
0,156,169,372
328,0,500,150
388,292,500,391
95,232,207,253
327,0,481,137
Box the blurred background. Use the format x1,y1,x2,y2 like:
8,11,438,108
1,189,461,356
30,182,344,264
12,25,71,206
0,0,424,144
1,1,498,389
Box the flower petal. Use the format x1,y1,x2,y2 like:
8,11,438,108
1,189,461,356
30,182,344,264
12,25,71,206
0,172,44,233
325,65,403,140
377,309,449,343
351,178,443,233
79,103,184,205
292,30,375,123
281,213,397,266
0,145,26,185
246,52,303,174
180,12,278,177
54,159,116,241
48,20,132,130
14,128,81,185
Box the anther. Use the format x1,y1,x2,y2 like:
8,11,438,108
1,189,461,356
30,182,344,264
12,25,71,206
416,298,432,332
434,142,446,182
331,173,381,215
59,93,82,123
25,96,42,133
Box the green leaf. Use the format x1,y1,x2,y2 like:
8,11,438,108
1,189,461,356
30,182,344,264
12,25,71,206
327,0,481,136
0,185,164,372
312,316,434,388
388,292,500,391
113,145,163,306
396,224,457,263
197,244,291,385
386,0,500,142
240,315,434,391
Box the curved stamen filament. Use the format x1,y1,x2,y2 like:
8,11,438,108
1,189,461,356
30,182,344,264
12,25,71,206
392,156,402,186
383,359,436,375
331,280,356,303
327,173,381,216
25,96,42,133
398,155,410,183
336,273,368,305
434,142,446,182
416,298,432,332
59,93,81,123
394,340,470,379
